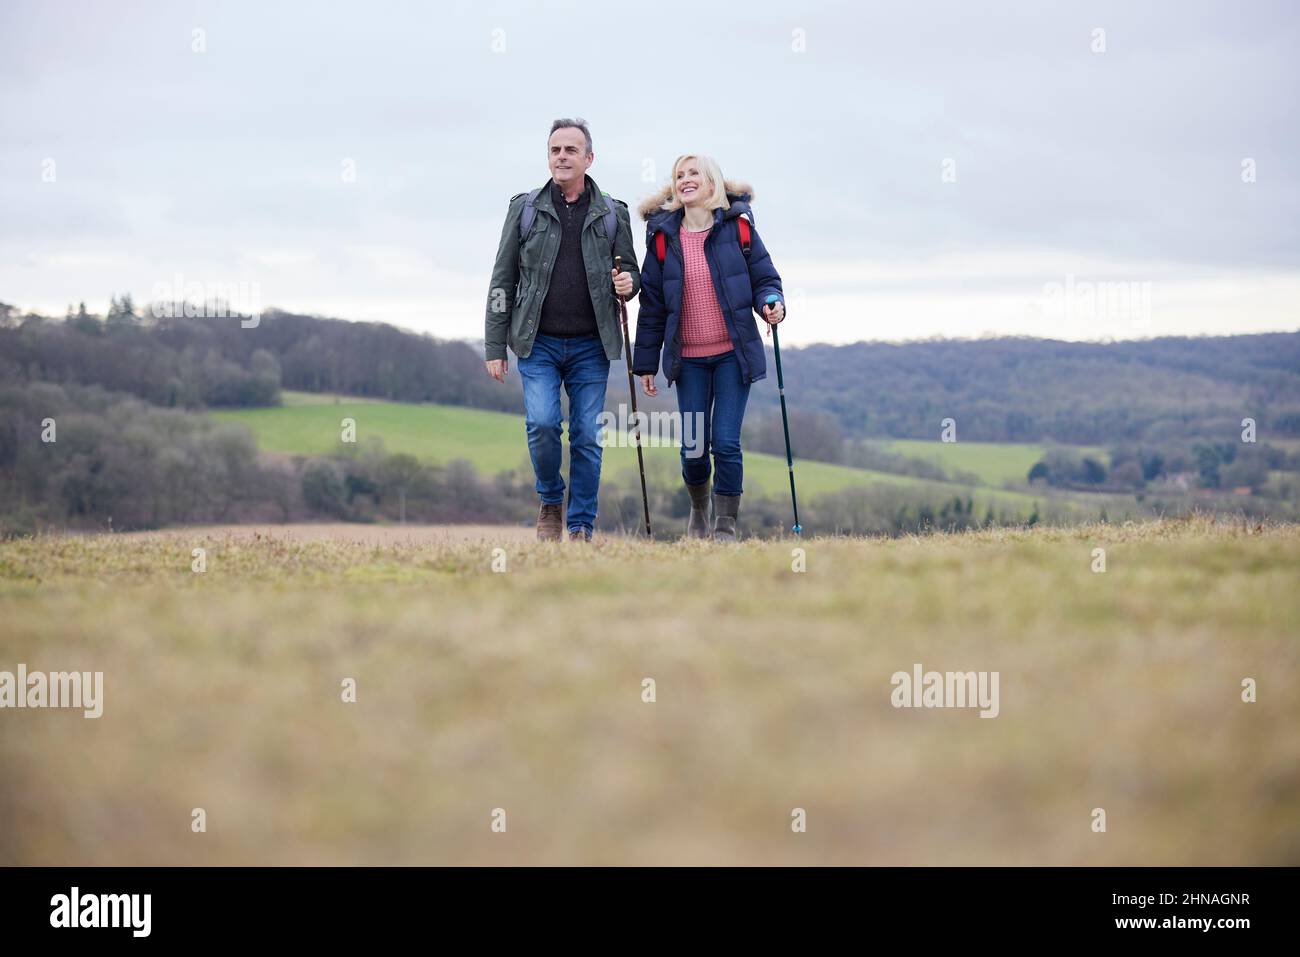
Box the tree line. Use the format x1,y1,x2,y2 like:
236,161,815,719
0,382,542,536
0,300,521,413
773,333,1300,443
3,298,1297,534
6,300,1297,447
6,380,1291,538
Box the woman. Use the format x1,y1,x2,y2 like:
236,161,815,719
633,154,785,541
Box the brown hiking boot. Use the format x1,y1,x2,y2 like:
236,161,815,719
568,528,592,543
537,502,563,541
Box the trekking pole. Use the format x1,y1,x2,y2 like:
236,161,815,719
766,294,802,535
615,256,653,537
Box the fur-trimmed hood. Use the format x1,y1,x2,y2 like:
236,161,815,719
637,179,755,222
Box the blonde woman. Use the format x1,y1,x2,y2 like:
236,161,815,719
632,155,785,541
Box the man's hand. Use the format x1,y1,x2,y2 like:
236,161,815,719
640,374,658,397
612,268,633,298
485,358,508,382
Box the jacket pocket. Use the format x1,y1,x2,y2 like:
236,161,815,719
513,281,532,318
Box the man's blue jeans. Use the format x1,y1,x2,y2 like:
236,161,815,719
517,333,610,534
675,349,751,497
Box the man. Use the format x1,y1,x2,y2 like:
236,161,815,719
485,118,640,542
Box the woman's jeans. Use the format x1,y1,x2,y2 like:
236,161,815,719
517,333,610,534
675,349,751,497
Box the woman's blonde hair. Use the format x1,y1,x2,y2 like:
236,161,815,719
659,154,731,213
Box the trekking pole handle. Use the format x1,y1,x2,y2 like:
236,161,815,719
764,294,783,336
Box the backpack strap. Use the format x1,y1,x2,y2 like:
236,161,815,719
653,213,750,263
522,188,619,257
599,192,618,255
517,188,543,244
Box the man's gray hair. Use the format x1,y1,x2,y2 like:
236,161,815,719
549,117,593,155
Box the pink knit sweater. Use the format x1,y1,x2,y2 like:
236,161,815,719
678,226,733,357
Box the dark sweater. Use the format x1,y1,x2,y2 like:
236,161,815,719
538,179,599,338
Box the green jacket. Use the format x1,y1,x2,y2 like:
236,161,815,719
485,175,641,362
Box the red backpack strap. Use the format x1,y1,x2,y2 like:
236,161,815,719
737,216,751,256
655,230,666,263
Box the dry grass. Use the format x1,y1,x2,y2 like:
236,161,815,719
1,515,1297,865
109,522,540,545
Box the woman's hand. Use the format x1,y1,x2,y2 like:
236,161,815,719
640,374,658,397
761,300,785,325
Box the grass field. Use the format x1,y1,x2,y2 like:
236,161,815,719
879,439,1109,487
213,393,1086,514
2,516,1296,865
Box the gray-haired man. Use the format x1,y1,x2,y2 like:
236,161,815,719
485,118,641,541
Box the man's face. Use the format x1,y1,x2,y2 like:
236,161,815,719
548,127,593,191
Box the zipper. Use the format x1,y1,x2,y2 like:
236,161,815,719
524,210,560,341
666,230,684,383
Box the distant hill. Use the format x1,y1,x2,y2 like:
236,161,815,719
774,333,1300,443
5,295,1296,532
4,302,1297,447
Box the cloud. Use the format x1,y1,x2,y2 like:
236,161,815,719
1,0,1296,342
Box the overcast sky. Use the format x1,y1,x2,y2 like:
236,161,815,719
2,0,1297,347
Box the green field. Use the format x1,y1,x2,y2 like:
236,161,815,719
879,439,1109,487
214,392,539,475
214,393,1061,513
3,517,1296,865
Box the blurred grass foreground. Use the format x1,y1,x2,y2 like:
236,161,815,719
1,515,1297,865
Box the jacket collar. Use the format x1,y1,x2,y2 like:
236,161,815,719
639,179,755,226
647,199,749,237
534,174,610,224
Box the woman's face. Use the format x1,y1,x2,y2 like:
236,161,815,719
675,160,708,207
